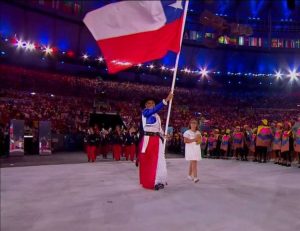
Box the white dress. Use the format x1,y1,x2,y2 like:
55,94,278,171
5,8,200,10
183,130,202,161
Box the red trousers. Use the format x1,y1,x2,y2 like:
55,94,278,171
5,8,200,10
124,144,136,161
87,145,96,162
112,144,122,161
139,136,159,189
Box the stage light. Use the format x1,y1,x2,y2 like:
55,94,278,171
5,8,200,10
96,57,104,62
137,63,142,67
161,66,166,70
16,40,23,48
25,42,35,51
200,68,208,77
50,94,55,97
82,53,88,60
44,46,53,55
275,70,282,79
30,92,36,95
1,51,5,55
66,50,74,57
149,64,154,69
288,69,297,80
183,68,191,73
25,42,31,50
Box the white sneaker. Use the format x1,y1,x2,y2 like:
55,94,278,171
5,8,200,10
193,178,199,183
187,175,193,180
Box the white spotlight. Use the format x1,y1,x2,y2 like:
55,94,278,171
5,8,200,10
149,64,154,69
200,68,208,77
96,57,103,62
16,40,23,48
25,42,35,51
288,69,297,80
82,54,88,60
44,46,53,55
275,70,282,79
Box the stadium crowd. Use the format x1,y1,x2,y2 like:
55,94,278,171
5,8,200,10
0,64,299,167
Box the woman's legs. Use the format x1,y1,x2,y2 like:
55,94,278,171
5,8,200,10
187,161,199,182
193,161,197,178
188,161,192,179
192,161,199,182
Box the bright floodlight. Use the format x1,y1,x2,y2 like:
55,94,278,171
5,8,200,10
96,57,103,62
161,66,166,70
275,70,282,79
82,54,88,60
200,68,208,77
288,69,297,80
149,64,154,69
25,42,35,51
16,40,23,48
44,46,53,54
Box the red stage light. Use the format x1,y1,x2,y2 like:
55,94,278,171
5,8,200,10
66,50,75,57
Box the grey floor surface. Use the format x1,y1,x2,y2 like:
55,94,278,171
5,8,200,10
1,159,300,231
0,152,183,168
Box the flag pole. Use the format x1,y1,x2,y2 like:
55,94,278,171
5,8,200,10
163,0,189,152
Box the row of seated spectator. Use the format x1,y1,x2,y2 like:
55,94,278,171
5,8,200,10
0,64,299,154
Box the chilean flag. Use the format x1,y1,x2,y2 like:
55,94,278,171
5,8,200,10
83,0,186,74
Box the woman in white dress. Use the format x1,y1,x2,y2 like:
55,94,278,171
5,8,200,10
183,119,202,183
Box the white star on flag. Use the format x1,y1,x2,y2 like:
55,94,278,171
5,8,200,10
169,0,183,10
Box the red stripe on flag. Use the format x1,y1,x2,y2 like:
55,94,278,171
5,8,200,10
98,16,183,74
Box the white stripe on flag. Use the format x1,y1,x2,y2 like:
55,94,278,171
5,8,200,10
83,1,166,40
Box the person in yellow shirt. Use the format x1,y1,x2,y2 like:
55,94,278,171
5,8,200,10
256,119,273,163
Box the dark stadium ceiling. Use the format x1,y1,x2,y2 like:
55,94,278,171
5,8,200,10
81,0,300,35
188,0,300,20
84,0,300,22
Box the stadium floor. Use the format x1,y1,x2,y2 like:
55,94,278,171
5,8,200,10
1,157,300,231
0,152,184,168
